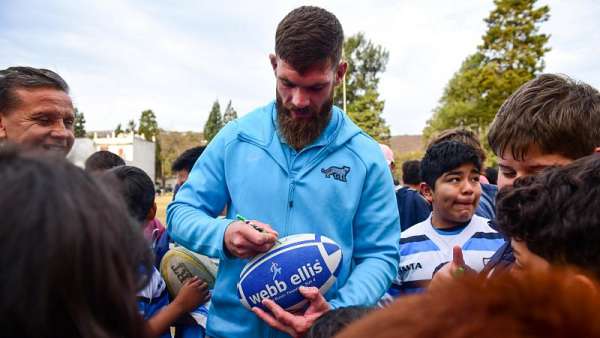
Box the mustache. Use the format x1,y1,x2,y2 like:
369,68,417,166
287,105,312,115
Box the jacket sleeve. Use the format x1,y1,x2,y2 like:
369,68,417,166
328,158,401,309
166,123,237,260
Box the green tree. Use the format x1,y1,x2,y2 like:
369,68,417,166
138,109,162,180
158,130,204,179
223,100,238,124
114,123,124,136
334,32,391,142
138,109,159,141
126,119,137,134
425,0,550,142
203,100,223,143
73,108,86,138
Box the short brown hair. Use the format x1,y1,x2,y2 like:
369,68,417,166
428,128,486,165
275,6,344,73
0,66,70,115
488,73,600,160
336,269,600,338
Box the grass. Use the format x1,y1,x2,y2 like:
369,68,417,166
155,192,173,225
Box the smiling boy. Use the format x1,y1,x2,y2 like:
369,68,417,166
386,141,503,297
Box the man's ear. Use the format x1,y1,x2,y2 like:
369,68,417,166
420,182,433,204
146,202,157,221
594,146,600,154
269,54,278,75
334,61,348,86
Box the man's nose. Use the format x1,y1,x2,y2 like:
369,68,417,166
291,88,310,108
50,121,72,139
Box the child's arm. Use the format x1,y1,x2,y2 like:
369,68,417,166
146,276,210,338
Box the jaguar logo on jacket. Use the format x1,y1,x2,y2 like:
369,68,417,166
321,166,350,182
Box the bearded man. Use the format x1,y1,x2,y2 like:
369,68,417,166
167,6,400,338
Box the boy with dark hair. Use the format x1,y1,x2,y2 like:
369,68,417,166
386,141,503,298
401,160,421,188
496,154,600,280
396,160,430,231
304,306,372,338
85,150,125,172
105,165,210,338
428,128,497,220
171,146,205,196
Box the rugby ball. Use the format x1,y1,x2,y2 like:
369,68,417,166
160,246,218,298
237,233,343,311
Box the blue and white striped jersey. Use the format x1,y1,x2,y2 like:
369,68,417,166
137,267,171,338
388,214,504,297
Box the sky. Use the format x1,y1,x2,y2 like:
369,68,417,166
1,0,599,135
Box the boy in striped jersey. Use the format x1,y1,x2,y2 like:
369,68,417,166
387,141,504,297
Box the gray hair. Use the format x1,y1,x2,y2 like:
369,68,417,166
0,66,70,114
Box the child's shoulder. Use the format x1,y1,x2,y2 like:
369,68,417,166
401,216,433,240
138,267,167,300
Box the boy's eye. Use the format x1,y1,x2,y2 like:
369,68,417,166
447,177,460,183
499,167,516,179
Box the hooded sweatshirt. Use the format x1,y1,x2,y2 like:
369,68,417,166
167,102,400,338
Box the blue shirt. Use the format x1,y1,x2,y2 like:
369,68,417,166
167,102,400,338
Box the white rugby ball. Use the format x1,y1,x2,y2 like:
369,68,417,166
237,233,343,311
160,246,218,298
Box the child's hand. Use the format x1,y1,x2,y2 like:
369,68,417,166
172,276,210,313
429,246,476,291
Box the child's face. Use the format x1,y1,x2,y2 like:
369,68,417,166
511,239,550,276
497,145,572,188
427,163,481,228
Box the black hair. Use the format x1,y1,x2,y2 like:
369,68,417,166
85,150,126,172
105,166,155,224
485,167,498,185
171,146,205,173
305,306,372,338
0,66,69,114
0,145,152,338
402,160,421,185
420,141,482,189
496,154,600,279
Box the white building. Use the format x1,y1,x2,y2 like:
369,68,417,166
68,131,156,181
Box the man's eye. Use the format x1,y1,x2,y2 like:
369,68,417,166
36,117,52,125
309,86,324,92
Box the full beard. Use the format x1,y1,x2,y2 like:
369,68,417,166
276,91,333,151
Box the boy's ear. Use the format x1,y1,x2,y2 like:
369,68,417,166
146,202,157,221
594,146,600,154
420,182,433,204
568,274,598,295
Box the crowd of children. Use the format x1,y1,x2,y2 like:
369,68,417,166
1,8,600,335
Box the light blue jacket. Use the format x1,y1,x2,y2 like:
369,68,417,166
167,102,400,338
